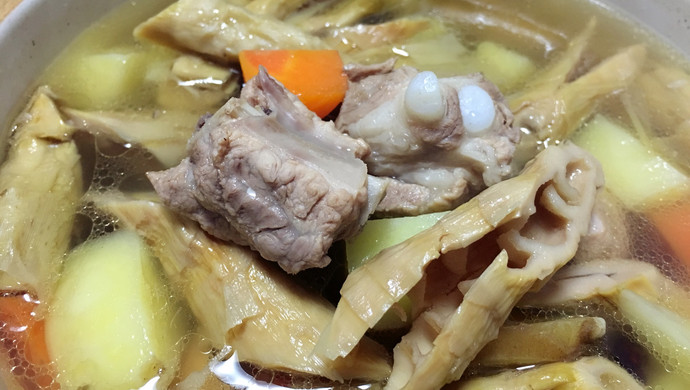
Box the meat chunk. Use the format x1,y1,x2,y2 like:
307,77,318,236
148,69,369,273
337,63,519,216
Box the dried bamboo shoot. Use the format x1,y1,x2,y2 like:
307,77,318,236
450,356,645,390
473,317,606,368
298,0,385,33
520,258,690,382
63,107,200,168
510,19,646,144
315,143,603,389
245,0,313,19
134,0,327,64
0,89,83,300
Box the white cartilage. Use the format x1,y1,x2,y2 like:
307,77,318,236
458,84,496,134
404,71,445,124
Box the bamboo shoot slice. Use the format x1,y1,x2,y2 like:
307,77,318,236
134,0,326,65
245,0,313,19
63,107,200,168
473,316,606,368
510,19,646,144
0,89,82,301
315,143,602,389
449,356,645,390
519,258,690,382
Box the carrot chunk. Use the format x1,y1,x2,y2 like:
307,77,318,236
0,293,51,366
0,292,58,389
239,50,348,118
649,199,690,271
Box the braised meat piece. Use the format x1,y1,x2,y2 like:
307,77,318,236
148,69,369,273
337,62,520,216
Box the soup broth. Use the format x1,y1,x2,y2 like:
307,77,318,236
2,0,690,389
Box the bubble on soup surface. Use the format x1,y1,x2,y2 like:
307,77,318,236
89,144,158,194
0,320,59,389
78,201,119,240
79,145,158,239
627,210,690,287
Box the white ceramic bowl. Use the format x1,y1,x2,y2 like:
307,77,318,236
1,0,690,389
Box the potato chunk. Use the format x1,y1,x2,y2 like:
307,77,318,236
45,231,189,389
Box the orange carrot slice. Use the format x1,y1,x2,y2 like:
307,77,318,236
649,199,690,271
0,293,51,366
239,50,348,118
